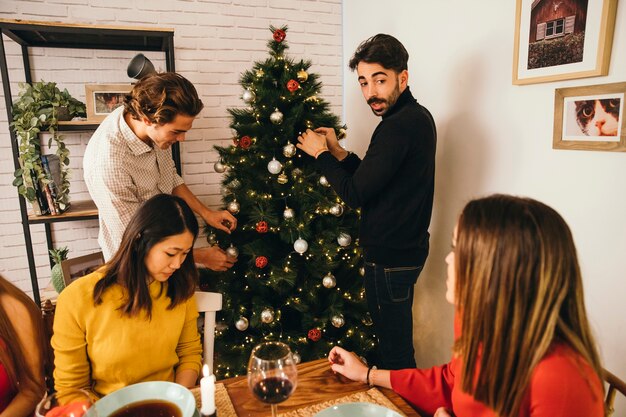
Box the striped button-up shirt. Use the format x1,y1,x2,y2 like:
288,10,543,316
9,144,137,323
84,107,184,261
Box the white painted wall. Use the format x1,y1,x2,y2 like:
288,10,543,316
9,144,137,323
0,0,342,296
344,0,625,413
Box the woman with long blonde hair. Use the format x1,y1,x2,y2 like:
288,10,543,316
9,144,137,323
328,195,604,417
0,275,46,417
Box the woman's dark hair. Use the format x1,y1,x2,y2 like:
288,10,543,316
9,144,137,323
124,72,204,124
0,275,46,403
93,194,199,318
348,34,409,73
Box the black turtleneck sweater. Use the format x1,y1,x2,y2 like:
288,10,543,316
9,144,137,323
316,87,436,266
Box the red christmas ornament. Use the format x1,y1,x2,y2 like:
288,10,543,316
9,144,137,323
273,29,286,42
307,328,322,342
256,221,268,233
255,256,268,269
286,79,300,93
239,135,252,149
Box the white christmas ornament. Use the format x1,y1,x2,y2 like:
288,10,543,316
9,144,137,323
322,273,336,288
270,108,284,125
235,316,249,331
294,238,308,254
267,158,283,174
329,204,344,217
282,143,297,158
242,89,255,104
227,200,240,214
331,314,345,328
261,308,274,324
214,160,226,173
283,207,295,220
319,176,330,187
337,232,351,247
226,245,239,258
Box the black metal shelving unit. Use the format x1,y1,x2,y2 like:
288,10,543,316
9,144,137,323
0,19,179,305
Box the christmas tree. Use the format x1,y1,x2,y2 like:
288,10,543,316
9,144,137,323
202,26,376,378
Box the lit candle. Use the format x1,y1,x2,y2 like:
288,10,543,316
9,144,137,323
200,364,216,416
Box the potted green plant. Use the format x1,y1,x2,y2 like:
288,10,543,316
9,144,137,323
10,81,86,214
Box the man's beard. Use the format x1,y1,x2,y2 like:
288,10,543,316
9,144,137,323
367,84,401,116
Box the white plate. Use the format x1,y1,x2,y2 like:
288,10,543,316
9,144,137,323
314,402,403,417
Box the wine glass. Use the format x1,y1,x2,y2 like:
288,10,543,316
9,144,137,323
248,341,298,417
35,389,97,417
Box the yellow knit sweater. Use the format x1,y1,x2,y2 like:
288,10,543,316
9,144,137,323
52,271,202,397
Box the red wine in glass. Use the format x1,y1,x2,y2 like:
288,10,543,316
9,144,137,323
248,342,298,417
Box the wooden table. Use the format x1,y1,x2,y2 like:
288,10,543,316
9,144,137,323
220,359,421,417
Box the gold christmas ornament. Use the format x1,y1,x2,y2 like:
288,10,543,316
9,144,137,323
296,69,308,82
277,172,288,184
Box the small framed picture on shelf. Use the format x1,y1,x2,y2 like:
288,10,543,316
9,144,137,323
553,82,626,152
85,84,132,122
61,252,105,286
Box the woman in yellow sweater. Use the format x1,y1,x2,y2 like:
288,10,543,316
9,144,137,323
52,194,203,398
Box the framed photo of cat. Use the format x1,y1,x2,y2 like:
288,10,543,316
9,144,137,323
553,82,626,152
512,0,618,85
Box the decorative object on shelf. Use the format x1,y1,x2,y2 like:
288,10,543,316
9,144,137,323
11,81,86,215
127,53,156,80
84,84,132,122
512,0,618,85
50,246,69,293
60,252,105,287
337,233,351,247
552,82,626,152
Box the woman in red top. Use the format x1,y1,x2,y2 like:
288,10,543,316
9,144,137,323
0,274,46,417
329,195,604,417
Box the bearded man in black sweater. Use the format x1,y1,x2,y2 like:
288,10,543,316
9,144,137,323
297,34,436,370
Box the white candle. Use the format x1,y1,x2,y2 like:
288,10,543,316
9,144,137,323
200,364,216,416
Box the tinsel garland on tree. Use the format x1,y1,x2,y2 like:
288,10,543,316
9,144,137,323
202,26,377,379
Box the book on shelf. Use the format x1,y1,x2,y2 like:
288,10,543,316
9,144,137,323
29,169,50,215
41,154,61,214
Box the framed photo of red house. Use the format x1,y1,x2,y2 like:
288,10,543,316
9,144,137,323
513,0,618,85
553,82,626,152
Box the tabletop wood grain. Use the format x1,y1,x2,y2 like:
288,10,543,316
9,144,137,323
220,359,422,417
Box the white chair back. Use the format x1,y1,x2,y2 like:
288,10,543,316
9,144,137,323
194,291,222,372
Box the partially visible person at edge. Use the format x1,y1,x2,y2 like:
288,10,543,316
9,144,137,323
84,72,237,271
297,34,436,369
327,195,605,417
0,274,46,416
52,194,203,398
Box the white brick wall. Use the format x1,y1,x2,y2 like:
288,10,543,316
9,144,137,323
0,0,343,298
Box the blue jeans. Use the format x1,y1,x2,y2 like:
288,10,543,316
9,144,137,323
364,262,423,370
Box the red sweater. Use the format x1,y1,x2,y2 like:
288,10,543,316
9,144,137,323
390,318,604,417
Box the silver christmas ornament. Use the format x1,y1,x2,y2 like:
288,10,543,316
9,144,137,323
319,175,330,187
235,316,249,331
226,245,239,258
294,238,308,254
261,308,274,324
267,158,283,174
242,89,255,104
292,352,301,364
337,232,351,247
270,108,284,125
283,207,295,220
359,267,366,276
227,200,240,214
214,160,226,173
322,272,336,288
331,314,345,328
282,143,297,158
207,233,217,245
329,204,344,217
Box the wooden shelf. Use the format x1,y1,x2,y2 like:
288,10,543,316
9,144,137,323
0,18,173,51
58,120,100,131
28,199,98,224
